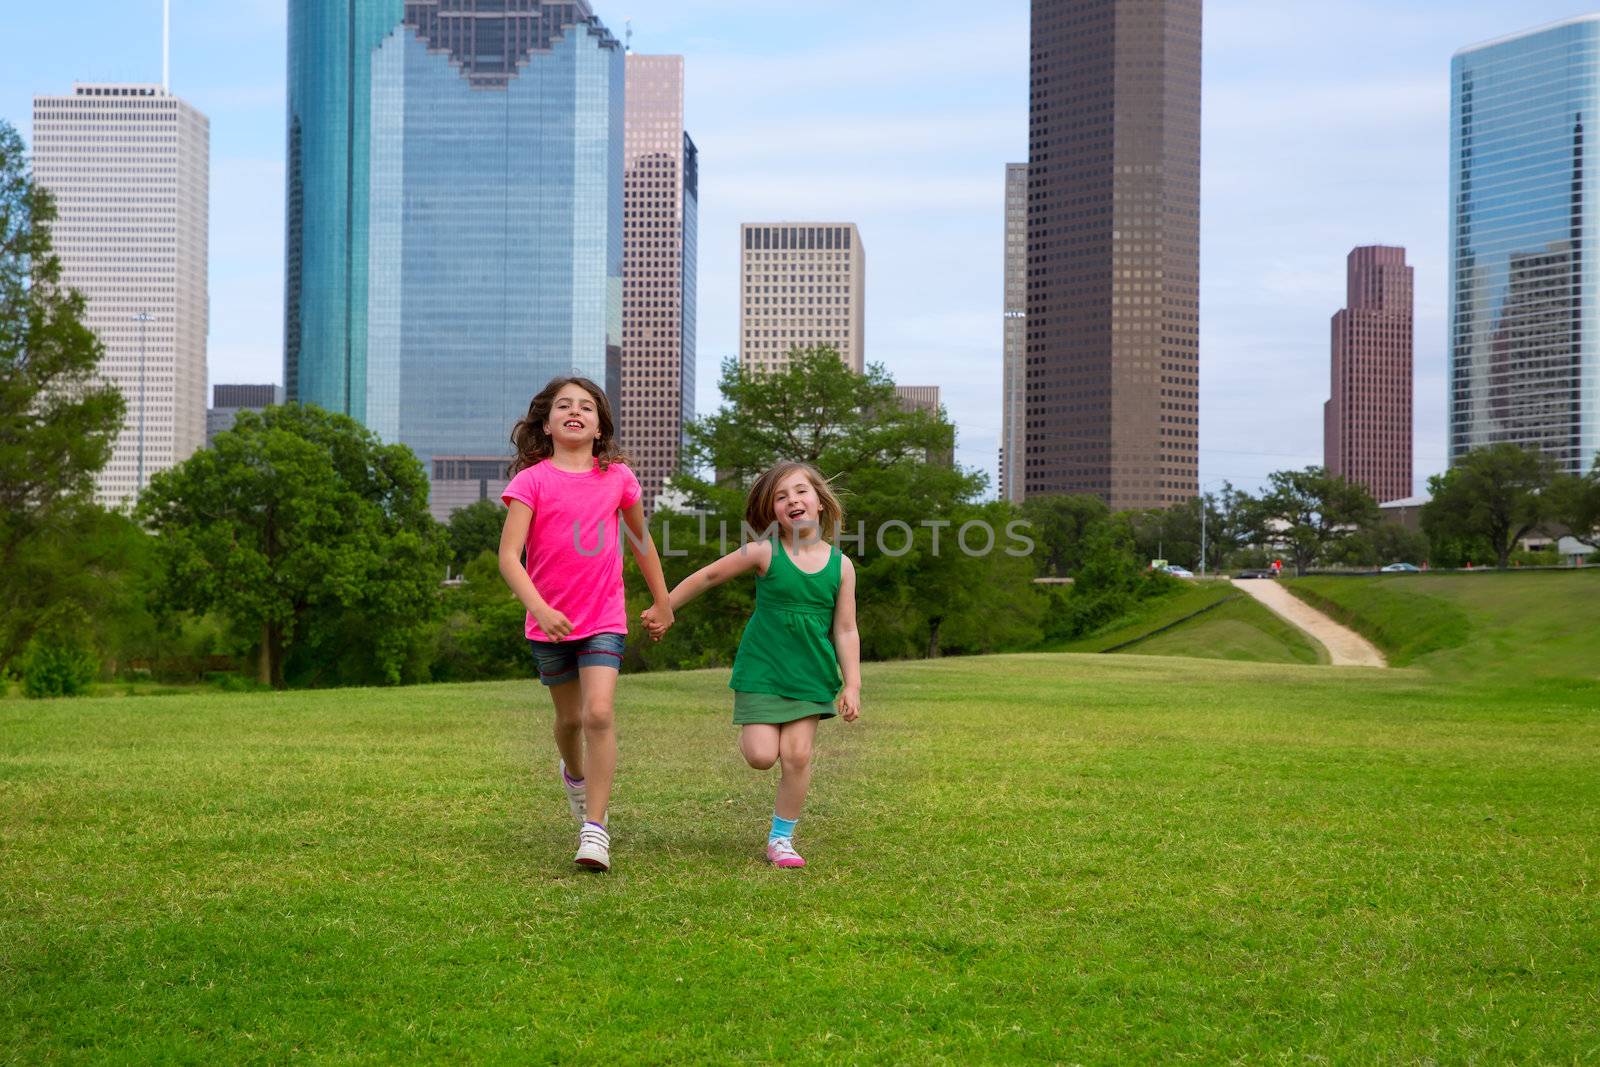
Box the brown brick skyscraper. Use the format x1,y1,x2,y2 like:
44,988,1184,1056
1026,0,1202,508
1324,246,1413,503
622,54,698,514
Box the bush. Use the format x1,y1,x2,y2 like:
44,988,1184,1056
20,634,98,698
1041,525,1180,643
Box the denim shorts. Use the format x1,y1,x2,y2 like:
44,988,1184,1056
528,631,626,687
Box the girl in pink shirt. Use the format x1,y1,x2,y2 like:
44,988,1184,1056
498,377,673,872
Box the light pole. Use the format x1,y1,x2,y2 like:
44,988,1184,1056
133,311,151,501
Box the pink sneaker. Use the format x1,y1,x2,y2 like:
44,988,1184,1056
766,836,805,869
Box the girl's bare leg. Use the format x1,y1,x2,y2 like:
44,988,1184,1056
774,716,819,820
577,665,619,824
547,678,584,779
740,724,780,769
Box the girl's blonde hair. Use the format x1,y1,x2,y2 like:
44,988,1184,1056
745,462,845,541
508,376,628,476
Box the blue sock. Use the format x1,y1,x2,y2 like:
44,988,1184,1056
770,814,798,843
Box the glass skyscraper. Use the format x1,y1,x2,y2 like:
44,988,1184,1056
1451,16,1600,475
285,1,624,491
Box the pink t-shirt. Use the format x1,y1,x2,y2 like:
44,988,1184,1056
501,459,642,642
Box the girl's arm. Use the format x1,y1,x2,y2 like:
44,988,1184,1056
832,554,861,721
621,501,674,640
497,501,573,639
659,540,770,616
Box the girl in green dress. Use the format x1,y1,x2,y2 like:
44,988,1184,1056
644,462,861,868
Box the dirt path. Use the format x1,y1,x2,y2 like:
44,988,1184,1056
1231,579,1388,668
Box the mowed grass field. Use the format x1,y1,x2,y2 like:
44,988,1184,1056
4,577,1599,1061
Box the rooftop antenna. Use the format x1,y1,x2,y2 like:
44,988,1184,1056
625,18,633,55
162,0,170,90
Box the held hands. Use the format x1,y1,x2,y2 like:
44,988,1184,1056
533,605,574,640
837,686,860,722
639,601,674,642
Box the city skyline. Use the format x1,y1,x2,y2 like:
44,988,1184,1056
7,2,1597,497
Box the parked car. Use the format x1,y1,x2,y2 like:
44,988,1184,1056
1160,565,1195,578
1380,562,1421,573
1236,568,1276,579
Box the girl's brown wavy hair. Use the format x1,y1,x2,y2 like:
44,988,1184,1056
745,462,845,542
508,377,628,476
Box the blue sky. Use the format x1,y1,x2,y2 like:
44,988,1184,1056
4,1,1593,496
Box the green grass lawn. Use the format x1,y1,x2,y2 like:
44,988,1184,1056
1287,570,1600,683
4,648,1598,1061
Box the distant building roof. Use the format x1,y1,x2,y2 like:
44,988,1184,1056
1379,494,1431,509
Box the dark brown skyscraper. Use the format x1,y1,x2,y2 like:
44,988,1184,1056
1026,0,1202,508
1324,246,1414,504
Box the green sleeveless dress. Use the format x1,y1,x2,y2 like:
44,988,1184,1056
729,538,843,724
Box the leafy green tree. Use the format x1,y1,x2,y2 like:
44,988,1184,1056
667,347,1029,661
1422,444,1556,569
1245,467,1379,576
680,348,979,514
1327,521,1431,569
1042,520,1179,642
138,404,447,687
446,497,508,570
1019,494,1110,576
1,120,127,667
431,551,529,682
0,503,158,671
1548,455,1600,551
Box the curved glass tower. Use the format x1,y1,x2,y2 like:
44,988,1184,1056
286,0,623,482
1451,16,1600,474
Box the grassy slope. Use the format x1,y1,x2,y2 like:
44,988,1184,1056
1041,580,1236,653
3,656,1597,1062
1287,571,1600,682
1122,595,1326,665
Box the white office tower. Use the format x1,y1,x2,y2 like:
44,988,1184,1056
31,84,210,508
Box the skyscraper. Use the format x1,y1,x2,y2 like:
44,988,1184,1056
739,223,864,374
31,84,209,509
284,1,624,506
1451,16,1600,475
1026,0,1202,508
622,53,697,512
1000,162,1027,503
1324,246,1414,503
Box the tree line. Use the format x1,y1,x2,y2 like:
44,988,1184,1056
4,118,1598,695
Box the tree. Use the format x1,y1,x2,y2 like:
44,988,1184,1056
1548,454,1600,551
1019,493,1110,576
669,347,1024,661
1422,443,1556,569
446,497,508,570
0,120,127,667
0,502,158,672
1245,467,1379,576
138,404,447,687
679,348,980,516
1327,521,1431,569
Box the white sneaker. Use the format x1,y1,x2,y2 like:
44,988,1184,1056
575,822,610,871
559,760,586,823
